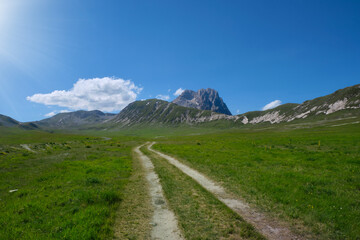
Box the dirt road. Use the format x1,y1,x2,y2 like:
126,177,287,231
134,144,184,240
147,142,303,240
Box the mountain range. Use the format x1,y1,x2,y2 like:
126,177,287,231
34,110,115,129
1,84,359,130
0,114,39,130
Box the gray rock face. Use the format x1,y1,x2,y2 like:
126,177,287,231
172,88,232,115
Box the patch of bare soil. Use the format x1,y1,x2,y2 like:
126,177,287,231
20,144,36,153
135,144,184,240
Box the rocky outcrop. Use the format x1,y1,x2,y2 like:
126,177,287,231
172,88,232,115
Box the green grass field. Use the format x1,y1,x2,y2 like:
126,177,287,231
153,122,360,239
1,117,359,239
0,128,139,239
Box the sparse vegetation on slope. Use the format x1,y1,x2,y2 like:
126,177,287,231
238,84,360,124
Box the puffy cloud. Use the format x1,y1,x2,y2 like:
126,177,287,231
27,77,142,112
173,88,184,96
44,111,56,117
262,100,282,111
156,94,170,101
44,109,70,118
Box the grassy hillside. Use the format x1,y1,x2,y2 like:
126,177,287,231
109,99,217,127
238,84,360,124
0,114,19,127
153,121,360,239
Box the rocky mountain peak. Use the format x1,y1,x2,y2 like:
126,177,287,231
172,88,232,115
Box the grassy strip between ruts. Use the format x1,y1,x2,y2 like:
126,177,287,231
113,148,152,239
0,133,135,240
153,123,360,239
141,146,265,240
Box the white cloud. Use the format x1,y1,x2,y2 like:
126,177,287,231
27,77,142,112
155,94,170,101
44,109,70,118
236,109,240,114
262,100,282,111
174,88,184,96
44,111,56,117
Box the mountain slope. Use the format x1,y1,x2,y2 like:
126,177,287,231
0,114,19,127
110,99,237,127
0,114,39,130
238,84,360,124
111,84,360,128
173,88,232,115
36,110,115,129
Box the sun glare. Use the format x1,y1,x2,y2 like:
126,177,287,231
0,1,14,31
0,11,7,32
0,0,49,79
0,1,17,53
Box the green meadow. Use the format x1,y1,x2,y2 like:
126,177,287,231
153,122,360,239
0,128,138,239
1,117,359,239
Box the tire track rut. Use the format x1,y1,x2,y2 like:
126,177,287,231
134,144,184,240
147,142,304,240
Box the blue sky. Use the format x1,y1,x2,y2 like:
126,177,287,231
0,0,359,121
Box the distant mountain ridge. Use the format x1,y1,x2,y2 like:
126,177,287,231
35,110,115,129
1,84,359,130
172,88,232,115
110,84,360,127
0,114,19,127
0,114,39,130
